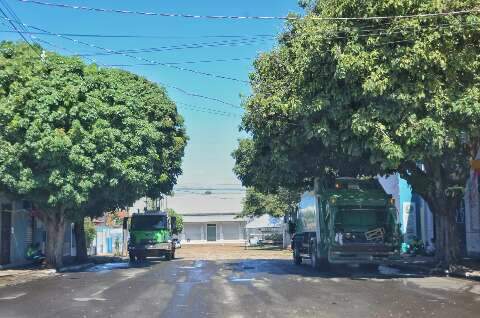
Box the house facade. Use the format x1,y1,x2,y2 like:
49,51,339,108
379,172,480,258
379,174,435,245
465,166,480,257
0,193,75,268
166,187,247,243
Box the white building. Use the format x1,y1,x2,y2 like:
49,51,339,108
166,187,247,243
465,162,480,257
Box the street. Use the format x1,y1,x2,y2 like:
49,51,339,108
0,246,479,318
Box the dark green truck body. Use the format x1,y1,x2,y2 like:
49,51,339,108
292,177,401,268
127,212,176,262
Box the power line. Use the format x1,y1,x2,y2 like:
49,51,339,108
3,19,248,84
78,38,272,57
0,16,243,110
17,0,480,21
0,4,41,56
176,102,242,118
0,29,275,39
106,57,253,67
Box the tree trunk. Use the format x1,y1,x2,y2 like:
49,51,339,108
45,213,65,269
74,219,88,262
433,208,460,266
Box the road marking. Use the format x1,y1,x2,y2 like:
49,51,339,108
0,292,27,300
74,297,107,302
91,286,109,297
230,278,254,282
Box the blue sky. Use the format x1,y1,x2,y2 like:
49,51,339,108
0,0,301,188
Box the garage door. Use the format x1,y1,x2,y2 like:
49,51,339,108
222,223,239,240
184,224,202,241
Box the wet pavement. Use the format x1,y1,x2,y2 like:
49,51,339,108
0,258,480,317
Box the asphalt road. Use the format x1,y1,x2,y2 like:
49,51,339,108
1,257,480,318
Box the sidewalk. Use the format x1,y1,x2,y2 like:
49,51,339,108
0,266,57,288
391,255,480,281
0,255,126,288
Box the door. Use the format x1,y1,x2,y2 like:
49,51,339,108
207,224,216,242
1,204,12,265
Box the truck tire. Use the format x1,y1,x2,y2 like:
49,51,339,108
310,242,319,269
318,251,330,271
165,251,172,261
293,244,302,265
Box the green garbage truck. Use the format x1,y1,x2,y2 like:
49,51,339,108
125,211,177,262
290,177,401,269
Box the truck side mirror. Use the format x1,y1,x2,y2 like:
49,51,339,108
288,221,295,234
122,217,129,230
171,216,178,234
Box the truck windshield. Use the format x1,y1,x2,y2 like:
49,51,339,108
335,209,387,231
131,216,167,231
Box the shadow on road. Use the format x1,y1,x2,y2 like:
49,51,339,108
222,258,431,280
63,256,185,273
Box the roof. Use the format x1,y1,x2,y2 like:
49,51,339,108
166,189,245,215
246,215,282,229
183,213,245,223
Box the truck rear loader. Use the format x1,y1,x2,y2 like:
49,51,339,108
290,177,401,269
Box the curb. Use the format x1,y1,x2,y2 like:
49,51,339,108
0,261,37,270
448,271,480,282
390,262,480,281
57,262,95,273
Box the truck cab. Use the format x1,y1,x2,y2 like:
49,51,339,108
126,211,177,262
291,177,401,269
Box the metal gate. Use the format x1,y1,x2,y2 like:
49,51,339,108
0,204,12,265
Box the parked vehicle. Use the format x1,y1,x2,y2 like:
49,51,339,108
290,177,401,269
124,211,177,262
173,238,181,249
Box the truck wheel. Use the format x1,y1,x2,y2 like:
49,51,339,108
310,242,319,269
165,252,172,261
318,251,330,271
293,244,302,265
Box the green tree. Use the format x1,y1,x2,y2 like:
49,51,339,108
0,42,187,268
84,217,97,249
167,208,184,234
234,1,480,265
239,187,299,218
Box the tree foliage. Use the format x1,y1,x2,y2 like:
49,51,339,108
167,208,184,234
84,217,97,248
240,187,299,218
0,42,187,267
234,1,480,264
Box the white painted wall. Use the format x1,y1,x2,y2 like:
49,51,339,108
465,169,480,257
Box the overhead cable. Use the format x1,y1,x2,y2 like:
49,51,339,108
18,0,480,21
0,17,243,109
0,28,275,39
0,5,41,56
106,57,253,67
78,38,272,57
176,102,242,118
2,18,248,84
